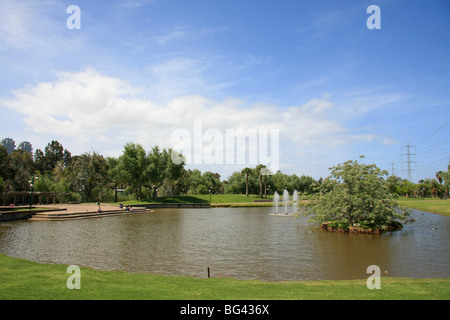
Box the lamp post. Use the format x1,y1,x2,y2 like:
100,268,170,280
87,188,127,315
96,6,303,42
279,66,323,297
209,188,212,204
28,176,38,210
80,185,85,203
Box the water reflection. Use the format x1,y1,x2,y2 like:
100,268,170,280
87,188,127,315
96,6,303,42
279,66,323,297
0,207,448,281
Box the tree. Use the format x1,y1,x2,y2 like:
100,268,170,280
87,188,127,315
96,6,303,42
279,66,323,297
241,167,252,197
436,169,449,198
299,156,413,232
163,148,185,196
171,167,190,196
441,165,450,198
387,176,402,196
186,169,204,194
72,152,109,202
0,146,9,181
223,171,245,194
296,175,316,194
255,164,266,198
398,179,417,197
34,174,55,192
7,150,35,191
121,143,148,199
36,140,71,174
202,171,221,194
430,178,441,198
107,157,127,203
0,177,4,196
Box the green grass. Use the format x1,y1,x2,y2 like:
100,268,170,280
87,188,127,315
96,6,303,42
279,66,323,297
395,197,450,217
111,194,275,206
109,194,450,213
0,254,448,300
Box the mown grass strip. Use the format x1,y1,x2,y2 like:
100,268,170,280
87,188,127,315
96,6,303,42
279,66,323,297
0,254,448,300
395,197,450,216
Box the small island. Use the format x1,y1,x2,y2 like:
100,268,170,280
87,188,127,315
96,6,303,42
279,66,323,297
298,156,415,234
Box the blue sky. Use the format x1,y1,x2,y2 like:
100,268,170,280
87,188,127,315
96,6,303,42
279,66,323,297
0,0,449,182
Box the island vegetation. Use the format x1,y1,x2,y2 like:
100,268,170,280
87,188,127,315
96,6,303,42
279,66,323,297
298,156,415,233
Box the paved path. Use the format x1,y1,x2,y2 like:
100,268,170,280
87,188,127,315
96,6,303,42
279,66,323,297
31,203,151,221
35,203,122,214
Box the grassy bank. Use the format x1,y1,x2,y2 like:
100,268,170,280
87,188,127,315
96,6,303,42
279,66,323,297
0,254,448,300
111,194,450,215
395,197,450,217
114,194,275,207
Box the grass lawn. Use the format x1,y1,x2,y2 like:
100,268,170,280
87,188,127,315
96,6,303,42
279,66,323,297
395,197,450,217
0,254,448,300
112,194,450,214
112,194,275,207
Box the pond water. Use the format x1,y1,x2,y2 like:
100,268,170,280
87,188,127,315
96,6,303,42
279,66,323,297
0,207,448,281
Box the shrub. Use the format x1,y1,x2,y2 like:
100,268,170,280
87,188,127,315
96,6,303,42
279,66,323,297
299,156,413,232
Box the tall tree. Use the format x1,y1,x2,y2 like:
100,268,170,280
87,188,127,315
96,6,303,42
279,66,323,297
107,157,127,203
146,146,165,199
121,143,148,200
164,148,185,196
146,146,185,198
0,146,9,181
186,169,204,195
241,167,252,197
7,150,35,191
35,140,71,174
72,152,109,202
255,164,266,198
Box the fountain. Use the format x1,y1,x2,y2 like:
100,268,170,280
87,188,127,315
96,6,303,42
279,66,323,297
273,191,280,214
271,190,298,216
283,189,289,215
293,190,298,214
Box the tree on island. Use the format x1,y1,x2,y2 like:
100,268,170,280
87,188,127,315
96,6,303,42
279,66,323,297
298,156,414,233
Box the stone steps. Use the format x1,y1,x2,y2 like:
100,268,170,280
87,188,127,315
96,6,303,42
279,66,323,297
29,208,151,221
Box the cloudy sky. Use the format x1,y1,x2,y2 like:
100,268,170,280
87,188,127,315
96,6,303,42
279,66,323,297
1,0,449,181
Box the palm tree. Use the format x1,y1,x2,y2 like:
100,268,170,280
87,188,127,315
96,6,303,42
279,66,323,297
430,179,440,198
436,171,444,185
255,164,266,198
241,167,252,197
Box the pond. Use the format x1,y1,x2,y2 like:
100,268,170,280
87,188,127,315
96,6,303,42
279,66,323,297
0,207,448,281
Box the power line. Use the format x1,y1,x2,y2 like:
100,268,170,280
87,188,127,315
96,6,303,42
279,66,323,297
416,155,450,168
416,118,450,146
417,138,450,156
390,161,397,176
401,143,416,181
419,138,450,156
417,149,450,160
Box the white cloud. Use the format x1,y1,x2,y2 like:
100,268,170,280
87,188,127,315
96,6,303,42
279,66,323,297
1,68,389,176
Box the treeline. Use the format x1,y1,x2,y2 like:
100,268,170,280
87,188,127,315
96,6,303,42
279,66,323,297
1,140,448,204
0,140,318,203
387,171,450,198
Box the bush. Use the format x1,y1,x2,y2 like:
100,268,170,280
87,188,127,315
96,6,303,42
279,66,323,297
299,156,413,232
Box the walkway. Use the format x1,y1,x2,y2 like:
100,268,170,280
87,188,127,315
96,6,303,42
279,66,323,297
30,203,151,221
